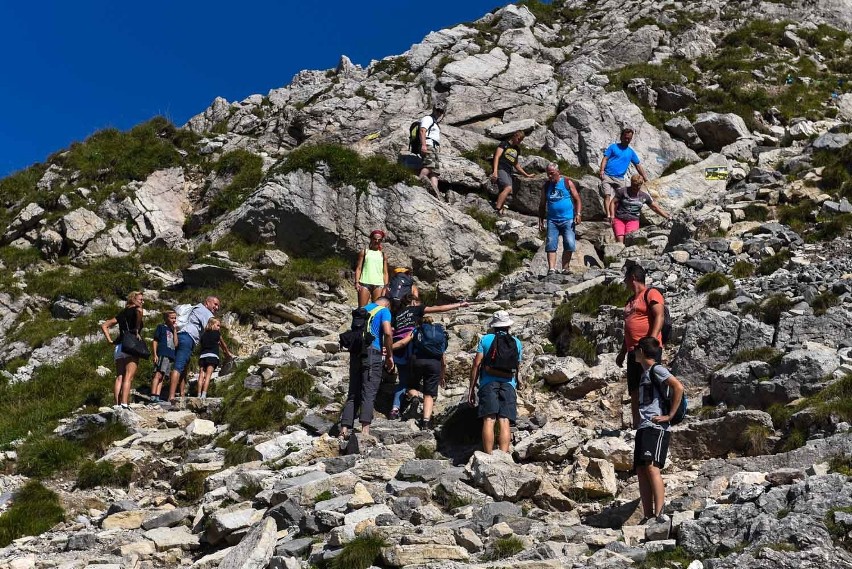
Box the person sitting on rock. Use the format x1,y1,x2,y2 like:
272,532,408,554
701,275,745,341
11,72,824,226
354,229,389,307
632,336,683,526
101,291,145,409
610,175,671,243
491,130,535,216
538,163,583,275
467,311,523,454
340,296,394,439
390,294,469,424
599,127,650,221
418,103,445,196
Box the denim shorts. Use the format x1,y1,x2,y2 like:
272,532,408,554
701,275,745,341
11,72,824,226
173,332,195,374
545,219,576,253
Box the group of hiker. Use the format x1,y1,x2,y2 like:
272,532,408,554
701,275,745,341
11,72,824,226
101,294,234,409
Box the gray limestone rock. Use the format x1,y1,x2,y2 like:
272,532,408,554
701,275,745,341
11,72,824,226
693,112,751,152
60,207,105,254
671,410,775,460
218,517,278,569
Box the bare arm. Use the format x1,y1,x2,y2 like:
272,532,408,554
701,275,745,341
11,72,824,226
424,300,469,314
152,338,159,364
654,375,684,423
649,300,664,339
354,250,365,287
636,162,649,182
599,156,608,179
568,180,582,222
538,183,547,231
419,127,429,155
392,332,413,351
219,337,234,359
491,147,504,179
383,255,389,287
514,160,533,178
468,353,484,405
101,317,118,343
381,320,394,369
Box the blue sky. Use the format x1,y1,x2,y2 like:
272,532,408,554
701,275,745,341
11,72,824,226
0,0,509,178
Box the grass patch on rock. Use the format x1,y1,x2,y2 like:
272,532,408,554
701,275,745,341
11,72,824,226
216,365,309,431
209,149,264,217
275,144,415,195
758,250,791,276
330,534,388,569
696,272,734,293
76,460,133,489
731,347,782,366
474,249,531,293
0,481,65,547
811,291,839,316
173,470,208,503
741,294,793,326
465,206,498,231
483,536,525,561
730,260,755,279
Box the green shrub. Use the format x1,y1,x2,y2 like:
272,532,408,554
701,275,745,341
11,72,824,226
209,150,264,217
743,424,773,455
60,117,183,186
829,455,852,476
731,347,782,366
222,441,257,467
660,158,693,177
236,481,263,501
368,56,411,77
288,256,346,287
27,256,144,303
708,289,736,308
767,402,801,429
731,261,755,279
566,283,632,315
314,490,333,502
742,294,793,326
780,426,808,452
0,342,113,448
465,206,497,231
637,546,693,569
695,272,734,293
138,245,192,272
758,250,791,276
76,460,133,489
173,470,208,502
473,249,531,293
275,366,314,400
276,144,415,194
460,143,499,174
16,436,83,478
415,444,435,459
484,536,525,561
0,246,42,270
778,199,816,234
0,164,47,208
567,334,597,366
0,481,65,547
807,214,852,242
811,291,839,316
216,362,300,432
330,535,388,569
742,204,769,222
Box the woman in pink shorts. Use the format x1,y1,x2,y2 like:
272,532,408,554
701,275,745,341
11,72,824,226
610,175,671,242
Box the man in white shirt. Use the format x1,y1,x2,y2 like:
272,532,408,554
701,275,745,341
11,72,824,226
418,103,445,195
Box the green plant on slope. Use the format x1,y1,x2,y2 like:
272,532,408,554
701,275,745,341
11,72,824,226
330,535,388,569
0,481,65,547
209,149,264,217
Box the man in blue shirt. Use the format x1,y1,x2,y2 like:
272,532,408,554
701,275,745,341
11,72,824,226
538,163,583,275
599,127,649,220
340,296,394,439
467,311,523,454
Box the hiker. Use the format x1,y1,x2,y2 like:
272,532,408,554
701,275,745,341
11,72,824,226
417,103,445,195
491,130,535,216
610,175,671,243
150,310,178,403
197,317,233,399
354,229,389,307
167,296,233,404
599,127,650,220
386,266,419,311
538,163,583,275
633,336,683,525
100,291,145,409
340,296,394,439
616,264,665,428
389,294,469,426
467,310,523,454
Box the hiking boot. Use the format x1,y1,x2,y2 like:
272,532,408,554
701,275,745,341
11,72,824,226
547,268,557,276
418,417,434,431
654,513,671,524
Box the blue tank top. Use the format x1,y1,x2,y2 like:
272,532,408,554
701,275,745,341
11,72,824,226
545,177,575,221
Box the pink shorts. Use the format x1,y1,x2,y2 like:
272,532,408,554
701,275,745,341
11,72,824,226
612,217,640,238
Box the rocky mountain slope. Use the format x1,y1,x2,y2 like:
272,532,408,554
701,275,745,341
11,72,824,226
2,0,852,568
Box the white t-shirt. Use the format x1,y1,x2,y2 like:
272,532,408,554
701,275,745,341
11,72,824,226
419,115,441,148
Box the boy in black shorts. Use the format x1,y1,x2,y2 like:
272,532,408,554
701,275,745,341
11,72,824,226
633,336,684,524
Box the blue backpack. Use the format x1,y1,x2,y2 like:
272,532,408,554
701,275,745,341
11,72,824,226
413,323,448,358
650,364,687,425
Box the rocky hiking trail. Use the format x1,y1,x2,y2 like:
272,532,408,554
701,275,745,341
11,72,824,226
3,0,852,567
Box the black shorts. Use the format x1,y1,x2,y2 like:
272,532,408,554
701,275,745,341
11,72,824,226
477,381,517,424
627,350,660,393
199,357,220,370
412,357,442,397
634,427,671,468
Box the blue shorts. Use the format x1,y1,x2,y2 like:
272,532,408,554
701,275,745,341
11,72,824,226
477,381,517,424
173,332,195,374
545,219,576,253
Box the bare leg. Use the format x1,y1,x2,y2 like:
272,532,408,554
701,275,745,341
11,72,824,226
361,422,370,437
422,395,434,420
647,465,666,516
546,251,557,271
637,465,654,518
481,416,496,454
114,375,123,406
121,359,138,405
151,372,162,398
370,287,383,302
616,235,625,243
168,368,181,401
495,186,513,213
357,286,370,307
561,250,573,272
497,417,511,452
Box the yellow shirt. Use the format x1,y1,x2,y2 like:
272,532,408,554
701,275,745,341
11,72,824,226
360,249,385,286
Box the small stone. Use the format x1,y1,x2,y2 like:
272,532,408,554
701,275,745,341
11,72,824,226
348,482,374,509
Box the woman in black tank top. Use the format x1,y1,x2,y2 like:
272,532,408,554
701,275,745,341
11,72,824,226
100,291,145,408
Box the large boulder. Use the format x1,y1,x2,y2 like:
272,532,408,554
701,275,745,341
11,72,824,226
775,308,852,349
128,167,191,247
465,450,540,501
670,410,774,460
60,208,105,254
559,455,618,498
673,311,773,383
692,112,751,152
210,170,504,298
548,89,699,178
645,153,730,212
3,203,45,243
218,517,277,569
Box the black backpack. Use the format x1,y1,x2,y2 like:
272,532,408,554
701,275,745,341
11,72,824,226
408,120,435,155
649,364,688,425
482,331,519,378
413,323,449,358
644,288,672,345
339,306,381,354
387,273,414,310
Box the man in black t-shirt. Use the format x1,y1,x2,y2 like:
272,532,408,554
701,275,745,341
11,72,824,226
491,130,535,215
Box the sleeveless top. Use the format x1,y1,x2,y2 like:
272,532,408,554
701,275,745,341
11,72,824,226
360,249,385,286
115,306,141,344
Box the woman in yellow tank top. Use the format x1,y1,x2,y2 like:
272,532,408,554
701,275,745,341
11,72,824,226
355,229,389,307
